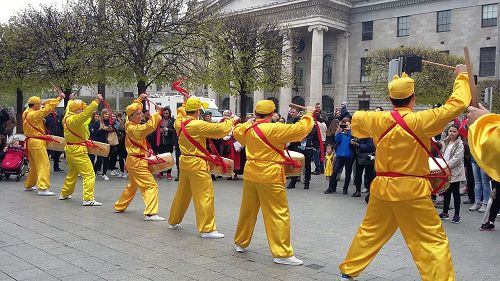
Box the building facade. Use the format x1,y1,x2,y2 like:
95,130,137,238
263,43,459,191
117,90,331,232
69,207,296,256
208,0,499,118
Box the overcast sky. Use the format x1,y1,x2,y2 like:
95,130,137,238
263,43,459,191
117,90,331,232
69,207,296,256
0,0,66,23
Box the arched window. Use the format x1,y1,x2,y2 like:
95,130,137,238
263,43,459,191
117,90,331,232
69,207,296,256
322,95,334,113
322,54,333,84
220,97,230,110
267,97,279,113
292,96,305,107
294,57,304,86
245,96,253,114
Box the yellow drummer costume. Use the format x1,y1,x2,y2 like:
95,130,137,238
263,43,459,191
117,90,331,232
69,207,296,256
114,97,164,220
468,113,500,182
232,100,314,265
60,99,102,205
339,70,471,281
23,95,62,195
168,97,235,238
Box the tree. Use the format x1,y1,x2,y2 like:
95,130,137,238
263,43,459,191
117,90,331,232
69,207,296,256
367,47,464,105
103,0,213,95
476,79,500,113
199,16,294,119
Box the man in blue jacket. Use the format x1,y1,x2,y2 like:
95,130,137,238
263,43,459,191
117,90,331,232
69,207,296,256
324,119,353,194
351,137,375,197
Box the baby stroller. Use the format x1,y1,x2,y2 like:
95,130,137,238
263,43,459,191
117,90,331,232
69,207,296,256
0,141,29,182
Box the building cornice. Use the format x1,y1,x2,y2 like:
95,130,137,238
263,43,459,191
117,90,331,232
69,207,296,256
352,0,444,13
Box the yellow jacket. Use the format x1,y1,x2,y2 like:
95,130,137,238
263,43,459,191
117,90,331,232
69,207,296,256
468,113,500,182
233,114,314,184
125,100,162,156
63,100,100,152
175,114,234,171
352,73,471,201
22,98,62,149
324,153,334,177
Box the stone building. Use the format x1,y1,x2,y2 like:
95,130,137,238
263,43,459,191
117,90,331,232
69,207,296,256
206,0,499,118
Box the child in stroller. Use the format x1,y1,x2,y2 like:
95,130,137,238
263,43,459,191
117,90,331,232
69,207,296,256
0,138,29,182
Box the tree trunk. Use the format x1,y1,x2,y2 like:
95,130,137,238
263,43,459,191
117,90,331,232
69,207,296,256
63,88,72,108
98,82,106,110
16,88,23,134
239,90,247,121
137,80,147,96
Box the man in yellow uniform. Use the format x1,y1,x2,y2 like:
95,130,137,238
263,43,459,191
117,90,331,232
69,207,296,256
339,65,471,281
114,94,164,221
467,104,499,182
232,100,314,266
59,95,103,206
23,92,65,195
168,97,238,238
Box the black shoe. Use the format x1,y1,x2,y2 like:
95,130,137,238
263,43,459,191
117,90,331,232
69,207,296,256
480,222,495,231
365,193,370,204
324,189,335,194
352,191,361,197
287,184,296,189
312,171,321,175
54,168,64,172
175,178,179,182
342,188,348,195
304,184,309,189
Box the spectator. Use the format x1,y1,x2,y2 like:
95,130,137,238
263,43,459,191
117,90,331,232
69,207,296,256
469,157,491,213
312,112,326,175
113,112,127,178
335,101,351,120
351,137,375,197
148,107,176,180
0,106,14,139
0,135,6,161
324,118,353,194
91,109,113,180
45,111,64,172
480,180,499,231
438,125,466,223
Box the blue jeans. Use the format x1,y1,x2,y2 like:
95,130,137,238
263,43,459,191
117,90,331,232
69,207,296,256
471,161,491,204
312,148,324,173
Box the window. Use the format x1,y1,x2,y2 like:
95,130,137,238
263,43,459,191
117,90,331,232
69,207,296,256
294,57,304,86
322,95,334,113
220,97,230,110
322,54,333,84
482,4,497,27
437,10,451,32
362,21,373,41
479,47,496,77
359,100,370,111
440,50,450,54
123,92,134,98
397,16,409,37
245,96,253,114
360,58,369,82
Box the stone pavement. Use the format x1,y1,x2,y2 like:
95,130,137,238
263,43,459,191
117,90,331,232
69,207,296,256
0,163,498,281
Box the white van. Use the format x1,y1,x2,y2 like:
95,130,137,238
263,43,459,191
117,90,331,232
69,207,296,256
147,95,223,122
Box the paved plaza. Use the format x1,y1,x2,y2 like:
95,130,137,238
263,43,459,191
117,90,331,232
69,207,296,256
0,162,498,281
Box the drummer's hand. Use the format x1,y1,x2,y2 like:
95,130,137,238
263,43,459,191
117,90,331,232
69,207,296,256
96,94,103,102
155,105,162,112
305,106,315,114
454,64,467,76
69,93,77,100
232,115,240,123
467,103,490,125
346,122,351,130
58,92,66,100
247,117,255,123
139,93,148,101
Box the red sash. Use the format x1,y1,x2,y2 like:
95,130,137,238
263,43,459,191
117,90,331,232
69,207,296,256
244,120,302,169
125,129,166,166
178,119,229,173
63,118,102,152
376,111,451,194
23,112,62,159
313,114,325,161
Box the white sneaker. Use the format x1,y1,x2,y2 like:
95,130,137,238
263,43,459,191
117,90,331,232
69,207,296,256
168,223,180,229
110,170,118,176
120,172,128,178
114,209,124,213
82,200,102,206
144,215,165,221
38,190,55,196
101,175,110,181
273,256,303,266
469,203,481,211
361,188,368,193
201,231,224,239
25,187,37,191
59,195,72,200
478,204,487,213
234,244,246,253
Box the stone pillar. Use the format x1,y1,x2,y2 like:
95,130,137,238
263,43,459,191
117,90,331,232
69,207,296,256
335,31,350,106
229,95,237,115
308,25,328,106
279,34,293,119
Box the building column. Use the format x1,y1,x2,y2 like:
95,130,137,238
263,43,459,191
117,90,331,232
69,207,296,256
279,33,293,118
308,25,328,106
229,95,237,115
335,31,350,106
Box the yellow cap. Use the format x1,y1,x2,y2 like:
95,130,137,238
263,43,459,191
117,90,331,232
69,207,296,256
126,100,143,116
27,96,41,104
68,100,87,113
388,73,414,99
185,97,208,112
255,100,275,114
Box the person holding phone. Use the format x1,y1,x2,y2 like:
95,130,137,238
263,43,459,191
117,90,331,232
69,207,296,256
324,118,353,194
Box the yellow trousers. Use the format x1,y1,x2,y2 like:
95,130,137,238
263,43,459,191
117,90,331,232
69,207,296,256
234,180,293,258
168,167,216,233
114,156,159,215
60,146,96,201
340,195,455,281
25,148,50,190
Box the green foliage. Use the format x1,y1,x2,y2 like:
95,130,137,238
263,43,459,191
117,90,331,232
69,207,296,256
476,79,500,113
367,46,464,105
